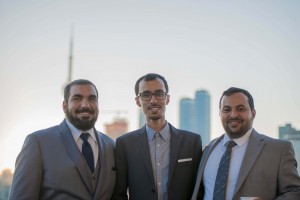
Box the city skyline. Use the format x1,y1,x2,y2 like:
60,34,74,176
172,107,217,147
279,124,300,175
1,1,300,172
180,90,211,145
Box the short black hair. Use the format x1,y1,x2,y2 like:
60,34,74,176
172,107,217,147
219,87,255,110
64,79,98,102
134,73,169,96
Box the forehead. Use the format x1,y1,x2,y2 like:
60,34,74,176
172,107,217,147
139,78,165,92
69,84,97,96
221,92,249,107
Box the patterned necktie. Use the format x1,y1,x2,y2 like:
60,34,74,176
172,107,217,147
80,133,94,173
213,140,236,200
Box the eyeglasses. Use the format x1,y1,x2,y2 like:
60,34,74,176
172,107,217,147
138,91,167,101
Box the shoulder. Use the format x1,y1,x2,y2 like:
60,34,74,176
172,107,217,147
30,120,68,137
251,130,293,150
28,124,61,140
97,131,115,144
169,124,201,139
116,127,145,141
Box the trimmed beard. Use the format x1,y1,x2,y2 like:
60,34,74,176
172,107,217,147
66,109,98,131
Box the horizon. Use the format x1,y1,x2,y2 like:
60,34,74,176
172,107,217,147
1,0,300,172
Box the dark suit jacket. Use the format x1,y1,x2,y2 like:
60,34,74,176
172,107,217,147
112,123,202,200
192,129,300,200
9,120,116,200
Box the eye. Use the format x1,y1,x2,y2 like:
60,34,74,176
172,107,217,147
72,96,81,101
222,108,230,113
89,96,97,102
155,92,164,97
141,92,151,98
237,107,245,112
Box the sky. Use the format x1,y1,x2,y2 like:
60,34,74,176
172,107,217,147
1,0,300,172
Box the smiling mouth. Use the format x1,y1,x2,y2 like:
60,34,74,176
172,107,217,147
228,120,242,126
78,112,92,115
148,106,160,110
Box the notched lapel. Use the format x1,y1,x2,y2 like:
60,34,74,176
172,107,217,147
233,130,265,197
59,120,93,193
191,136,223,200
136,128,155,184
168,130,182,179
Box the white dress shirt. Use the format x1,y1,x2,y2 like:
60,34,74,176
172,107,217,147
66,119,99,168
203,128,252,200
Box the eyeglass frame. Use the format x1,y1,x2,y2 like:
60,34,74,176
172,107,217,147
137,91,168,101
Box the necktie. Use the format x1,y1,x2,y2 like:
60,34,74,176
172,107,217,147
213,140,236,200
80,133,94,173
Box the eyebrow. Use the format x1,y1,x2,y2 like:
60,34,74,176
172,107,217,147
142,89,165,93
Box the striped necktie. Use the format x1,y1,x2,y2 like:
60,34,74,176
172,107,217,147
213,140,236,200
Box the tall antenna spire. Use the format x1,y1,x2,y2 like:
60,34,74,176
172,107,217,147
68,25,74,83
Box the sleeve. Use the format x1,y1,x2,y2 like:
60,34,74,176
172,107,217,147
9,134,43,200
276,141,300,200
111,138,129,200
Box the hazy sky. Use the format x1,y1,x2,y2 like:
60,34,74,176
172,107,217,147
1,0,299,171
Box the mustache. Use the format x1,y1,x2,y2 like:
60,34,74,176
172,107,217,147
228,117,242,122
75,108,95,114
147,105,161,109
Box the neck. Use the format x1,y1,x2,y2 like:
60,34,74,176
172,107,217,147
147,119,167,132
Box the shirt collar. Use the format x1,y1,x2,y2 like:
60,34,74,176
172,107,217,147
223,128,253,147
146,121,170,141
65,119,97,143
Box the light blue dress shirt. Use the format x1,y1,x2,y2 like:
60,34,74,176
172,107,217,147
203,128,252,200
146,122,171,200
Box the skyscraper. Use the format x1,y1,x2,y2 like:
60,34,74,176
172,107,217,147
179,98,195,132
179,90,211,145
279,123,300,174
138,108,146,128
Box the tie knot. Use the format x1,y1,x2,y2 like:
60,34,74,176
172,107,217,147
80,133,90,142
226,140,236,150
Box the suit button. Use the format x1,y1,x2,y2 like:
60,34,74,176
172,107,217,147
152,189,155,193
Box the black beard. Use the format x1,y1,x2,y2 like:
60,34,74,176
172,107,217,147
66,109,98,131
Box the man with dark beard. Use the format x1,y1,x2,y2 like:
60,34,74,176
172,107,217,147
112,73,202,200
9,79,116,200
191,87,300,200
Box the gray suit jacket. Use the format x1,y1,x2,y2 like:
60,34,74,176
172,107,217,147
112,123,202,200
192,129,300,200
9,120,116,200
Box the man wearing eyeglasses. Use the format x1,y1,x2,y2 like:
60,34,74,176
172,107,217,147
112,73,202,200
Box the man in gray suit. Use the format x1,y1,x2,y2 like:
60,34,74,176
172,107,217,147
192,87,300,200
9,79,115,200
112,73,202,200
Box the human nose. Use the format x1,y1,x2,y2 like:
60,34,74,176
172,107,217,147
80,98,91,108
149,94,158,103
230,110,238,117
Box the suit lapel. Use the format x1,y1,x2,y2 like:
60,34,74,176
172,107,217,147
168,125,182,180
233,130,264,197
59,120,93,193
136,126,156,184
191,136,223,199
93,130,103,198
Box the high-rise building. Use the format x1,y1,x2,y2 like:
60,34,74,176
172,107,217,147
0,169,13,200
179,90,211,146
179,98,195,132
104,117,129,140
138,108,146,128
279,123,300,174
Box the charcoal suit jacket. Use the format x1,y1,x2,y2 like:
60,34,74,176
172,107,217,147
112,123,202,200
